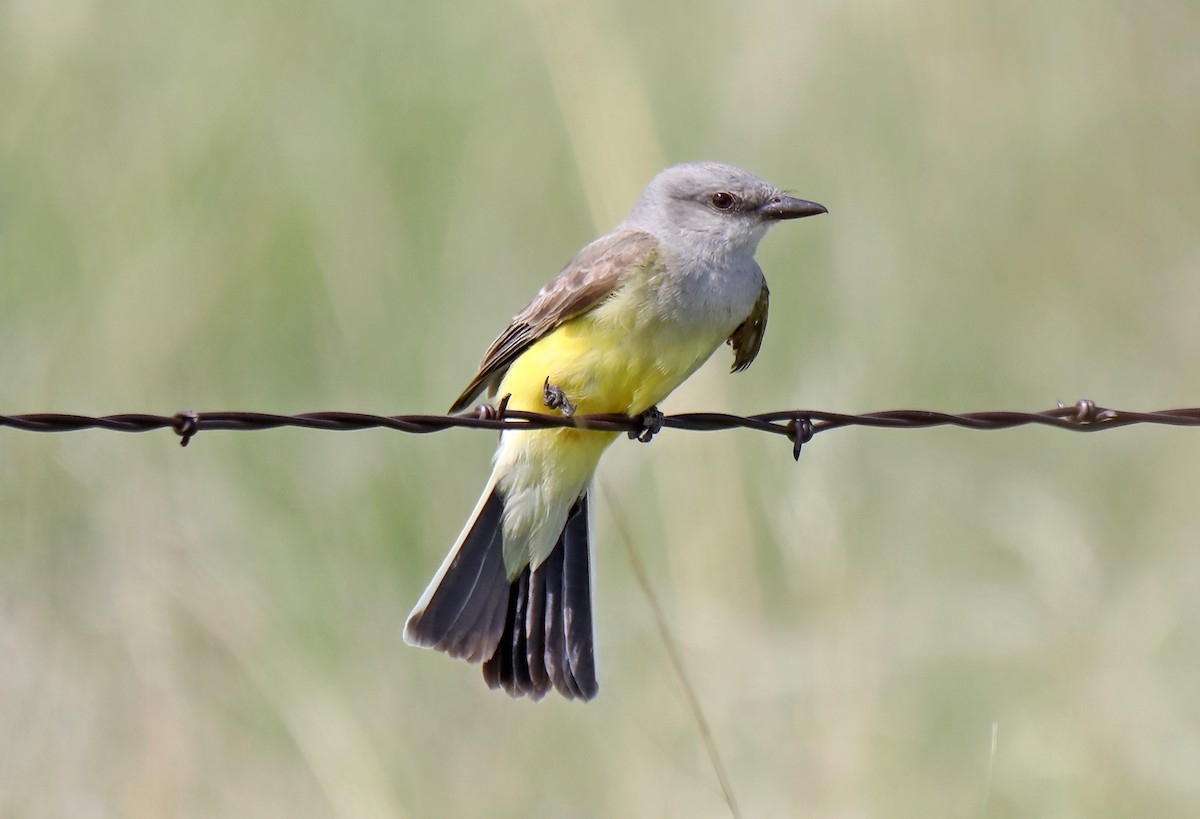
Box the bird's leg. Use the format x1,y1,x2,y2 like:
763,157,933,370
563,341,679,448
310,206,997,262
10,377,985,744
542,377,576,417
628,405,664,443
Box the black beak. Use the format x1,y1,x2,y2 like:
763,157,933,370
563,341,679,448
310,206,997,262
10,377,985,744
760,195,827,220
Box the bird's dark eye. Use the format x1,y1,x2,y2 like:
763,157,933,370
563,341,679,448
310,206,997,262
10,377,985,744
710,191,737,211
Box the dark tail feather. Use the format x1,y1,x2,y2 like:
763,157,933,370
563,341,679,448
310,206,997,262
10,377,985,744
483,493,598,701
404,486,510,663
561,494,597,697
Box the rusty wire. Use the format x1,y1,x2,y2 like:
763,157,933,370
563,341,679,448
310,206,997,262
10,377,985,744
2,399,1198,459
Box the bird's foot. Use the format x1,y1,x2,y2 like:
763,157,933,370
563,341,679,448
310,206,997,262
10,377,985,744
628,406,664,443
542,378,576,417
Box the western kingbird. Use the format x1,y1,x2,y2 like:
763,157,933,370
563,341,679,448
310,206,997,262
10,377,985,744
404,162,825,701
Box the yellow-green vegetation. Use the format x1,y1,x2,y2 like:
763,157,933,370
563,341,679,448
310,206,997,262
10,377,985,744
3,0,1200,816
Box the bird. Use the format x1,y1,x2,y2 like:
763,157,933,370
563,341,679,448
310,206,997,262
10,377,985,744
403,162,826,701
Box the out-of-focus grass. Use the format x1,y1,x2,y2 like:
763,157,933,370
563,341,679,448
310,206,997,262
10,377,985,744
3,0,1200,816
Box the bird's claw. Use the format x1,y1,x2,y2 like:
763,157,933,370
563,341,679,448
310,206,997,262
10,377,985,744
628,406,664,443
542,378,576,417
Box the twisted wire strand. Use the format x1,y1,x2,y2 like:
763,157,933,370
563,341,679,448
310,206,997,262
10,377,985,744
2,399,1197,458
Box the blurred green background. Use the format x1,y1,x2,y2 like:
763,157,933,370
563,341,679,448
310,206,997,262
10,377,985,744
3,0,1200,816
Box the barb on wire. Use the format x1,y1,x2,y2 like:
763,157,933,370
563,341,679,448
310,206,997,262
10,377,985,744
2,399,1198,459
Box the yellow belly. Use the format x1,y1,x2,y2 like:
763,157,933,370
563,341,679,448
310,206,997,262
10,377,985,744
500,304,724,417
491,297,728,574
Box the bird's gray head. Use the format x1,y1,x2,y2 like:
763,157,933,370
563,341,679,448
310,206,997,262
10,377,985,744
622,162,826,263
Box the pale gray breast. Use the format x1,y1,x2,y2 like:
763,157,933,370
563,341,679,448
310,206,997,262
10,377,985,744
659,253,765,336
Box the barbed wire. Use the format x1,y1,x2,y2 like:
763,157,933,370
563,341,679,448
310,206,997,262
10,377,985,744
2,399,1198,459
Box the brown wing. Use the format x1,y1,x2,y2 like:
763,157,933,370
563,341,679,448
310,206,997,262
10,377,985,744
727,281,770,373
449,229,660,413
